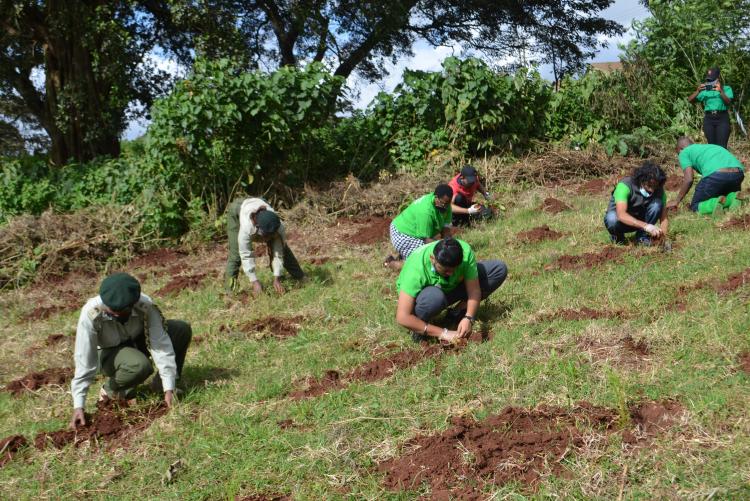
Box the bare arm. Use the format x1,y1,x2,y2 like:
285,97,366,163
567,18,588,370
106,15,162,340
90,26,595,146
396,292,456,339
688,83,702,103
457,278,481,337
668,168,694,208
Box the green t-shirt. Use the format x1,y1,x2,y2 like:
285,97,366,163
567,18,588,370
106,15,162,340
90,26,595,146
396,239,478,298
678,144,744,177
613,182,667,205
392,193,452,239
697,85,733,111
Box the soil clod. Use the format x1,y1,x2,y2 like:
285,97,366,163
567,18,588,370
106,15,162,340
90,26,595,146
577,178,610,195
578,335,650,367
738,352,750,374
342,216,391,245
5,367,74,396
240,316,304,339
0,435,28,468
156,273,208,296
548,246,626,271
516,225,563,243
629,400,684,435
714,267,750,294
540,197,571,214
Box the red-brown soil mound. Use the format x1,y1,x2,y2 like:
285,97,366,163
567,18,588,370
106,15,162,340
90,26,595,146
290,333,492,400
379,400,682,496
548,246,626,271
128,248,188,269
546,307,627,321
240,316,304,339
155,273,208,296
723,214,750,230
0,435,28,468
516,225,563,243
577,178,610,195
540,197,571,214
34,399,167,451
378,403,620,496
5,367,74,396
343,216,391,245
664,175,683,191
714,267,750,294
738,352,750,374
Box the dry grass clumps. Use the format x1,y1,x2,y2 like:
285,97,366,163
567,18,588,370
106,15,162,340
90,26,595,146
0,206,154,289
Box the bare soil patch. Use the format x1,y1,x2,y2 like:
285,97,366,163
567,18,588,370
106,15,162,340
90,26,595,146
0,435,28,468
664,175,683,191
379,399,682,496
540,197,571,214
342,216,391,245
290,333,492,400
5,367,74,396
240,316,304,339
738,352,750,374
577,178,610,195
34,399,167,451
21,305,67,321
545,307,627,321
714,267,750,294
723,214,750,230
548,246,626,271
155,273,208,296
578,335,651,367
24,333,73,357
128,248,188,270
516,225,563,244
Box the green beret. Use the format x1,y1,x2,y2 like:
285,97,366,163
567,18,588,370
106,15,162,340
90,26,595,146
256,210,281,234
99,272,141,311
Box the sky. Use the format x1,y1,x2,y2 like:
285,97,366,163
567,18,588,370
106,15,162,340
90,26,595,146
122,0,650,140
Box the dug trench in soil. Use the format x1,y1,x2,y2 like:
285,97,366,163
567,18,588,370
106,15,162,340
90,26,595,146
544,307,627,321
239,316,304,339
577,178,611,195
540,197,571,214
289,331,493,400
722,214,750,230
0,435,28,468
34,399,167,451
341,216,392,245
738,352,750,374
5,367,74,396
547,246,627,271
378,400,683,496
516,225,563,244
155,273,208,296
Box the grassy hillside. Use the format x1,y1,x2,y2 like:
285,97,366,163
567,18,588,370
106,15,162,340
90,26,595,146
1,177,749,500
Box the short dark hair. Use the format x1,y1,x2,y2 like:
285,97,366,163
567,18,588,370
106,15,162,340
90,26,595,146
433,238,463,267
434,183,453,200
632,161,666,189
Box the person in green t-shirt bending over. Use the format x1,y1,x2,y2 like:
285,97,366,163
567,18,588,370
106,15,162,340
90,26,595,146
604,161,668,246
667,137,745,215
395,238,507,345
385,184,453,271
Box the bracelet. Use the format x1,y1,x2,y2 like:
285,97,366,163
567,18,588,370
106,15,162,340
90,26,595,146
464,315,475,323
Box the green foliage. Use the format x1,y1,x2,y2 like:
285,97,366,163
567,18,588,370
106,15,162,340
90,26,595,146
145,59,343,205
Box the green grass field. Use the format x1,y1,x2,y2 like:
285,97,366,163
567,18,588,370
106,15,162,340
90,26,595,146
1,181,749,500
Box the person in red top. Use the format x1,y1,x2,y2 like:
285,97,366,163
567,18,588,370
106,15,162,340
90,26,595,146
448,165,493,226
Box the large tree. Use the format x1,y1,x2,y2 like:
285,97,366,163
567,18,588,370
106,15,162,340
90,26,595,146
0,0,189,164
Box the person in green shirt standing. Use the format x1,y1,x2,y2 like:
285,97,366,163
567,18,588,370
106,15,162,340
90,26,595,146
688,67,733,148
667,137,745,215
604,161,669,245
385,184,453,271
395,238,507,344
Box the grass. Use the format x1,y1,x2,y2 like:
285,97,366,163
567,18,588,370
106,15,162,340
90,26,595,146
2,180,750,500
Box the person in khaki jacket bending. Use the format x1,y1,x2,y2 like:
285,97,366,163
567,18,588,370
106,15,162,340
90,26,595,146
70,273,192,429
224,197,304,295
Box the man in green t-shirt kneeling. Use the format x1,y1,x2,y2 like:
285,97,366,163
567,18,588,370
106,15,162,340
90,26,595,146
604,161,669,245
395,238,507,344
667,137,745,215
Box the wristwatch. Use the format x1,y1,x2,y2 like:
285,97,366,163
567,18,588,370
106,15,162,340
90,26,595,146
464,315,475,323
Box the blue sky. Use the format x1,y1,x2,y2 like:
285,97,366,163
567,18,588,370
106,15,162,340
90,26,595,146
123,0,649,140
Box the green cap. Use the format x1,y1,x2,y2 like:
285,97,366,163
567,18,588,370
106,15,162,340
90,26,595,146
99,272,141,311
256,210,281,234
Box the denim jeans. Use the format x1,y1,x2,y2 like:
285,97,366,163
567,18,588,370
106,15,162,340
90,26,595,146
604,199,663,240
413,260,508,322
690,171,744,212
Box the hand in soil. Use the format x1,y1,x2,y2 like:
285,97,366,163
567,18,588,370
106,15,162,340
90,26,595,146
439,330,462,345
251,280,263,297
456,318,472,338
164,390,174,408
70,408,86,430
273,278,285,295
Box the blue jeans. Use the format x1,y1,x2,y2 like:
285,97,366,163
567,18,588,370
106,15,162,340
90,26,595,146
690,171,744,212
604,199,662,240
413,261,508,322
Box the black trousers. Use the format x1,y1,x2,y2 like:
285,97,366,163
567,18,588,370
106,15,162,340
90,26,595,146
703,112,730,148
